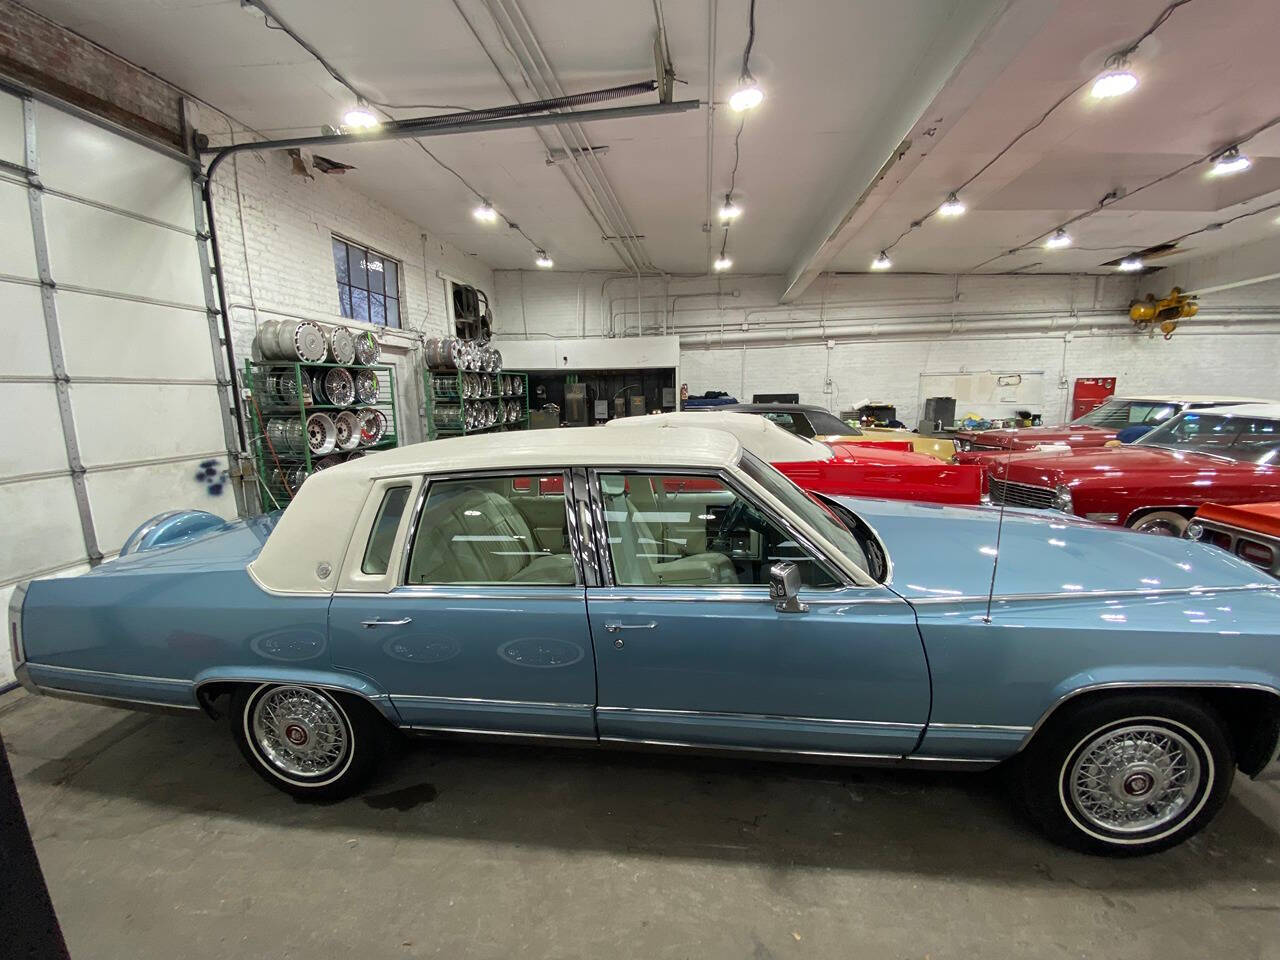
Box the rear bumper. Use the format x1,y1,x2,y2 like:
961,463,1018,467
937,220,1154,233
7,582,39,695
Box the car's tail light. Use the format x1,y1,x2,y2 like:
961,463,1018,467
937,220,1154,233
1236,539,1275,569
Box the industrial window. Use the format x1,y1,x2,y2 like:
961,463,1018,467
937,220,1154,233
332,236,401,328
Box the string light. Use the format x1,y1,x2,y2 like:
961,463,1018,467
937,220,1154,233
472,201,498,224
713,255,733,271
870,251,892,270
1090,56,1138,99
1209,146,1251,177
718,196,743,222
535,251,554,268
1044,229,1072,249
1117,256,1144,272
729,76,763,112
938,192,966,217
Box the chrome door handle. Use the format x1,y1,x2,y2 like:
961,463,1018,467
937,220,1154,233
604,621,656,633
361,617,413,628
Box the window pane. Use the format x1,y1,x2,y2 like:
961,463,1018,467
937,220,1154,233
385,297,400,329
339,284,352,318
383,259,398,297
370,293,387,326
332,238,350,284
366,255,384,294
406,474,574,585
362,486,411,574
349,246,368,290
350,287,369,322
598,472,837,588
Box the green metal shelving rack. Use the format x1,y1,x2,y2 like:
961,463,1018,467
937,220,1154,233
424,369,529,440
244,359,399,510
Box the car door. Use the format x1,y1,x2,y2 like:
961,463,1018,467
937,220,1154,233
327,469,597,740
582,468,930,757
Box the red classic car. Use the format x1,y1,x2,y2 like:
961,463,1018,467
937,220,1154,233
1185,501,1280,577
607,412,983,505
976,404,1280,535
952,394,1267,454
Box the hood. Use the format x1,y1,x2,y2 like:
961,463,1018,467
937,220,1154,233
964,424,1111,449
91,514,280,575
825,442,939,466
996,444,1249,490
833,496,1267,601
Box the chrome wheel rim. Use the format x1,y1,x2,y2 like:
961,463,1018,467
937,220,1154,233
1067,722,1202,834
1133,516,1184,536
250,686,349,779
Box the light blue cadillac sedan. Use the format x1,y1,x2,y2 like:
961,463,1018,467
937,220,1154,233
10,424,1280,855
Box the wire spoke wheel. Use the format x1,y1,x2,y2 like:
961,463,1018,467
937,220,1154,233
250,686,350,779
1064,721,1205,835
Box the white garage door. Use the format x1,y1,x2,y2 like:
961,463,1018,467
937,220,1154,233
0,90,238,685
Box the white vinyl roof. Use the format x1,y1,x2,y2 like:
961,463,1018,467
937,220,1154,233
1182,403,1280,419
606,412,829,463
1114,395,1272,405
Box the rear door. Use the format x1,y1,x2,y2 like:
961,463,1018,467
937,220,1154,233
327,470,597,739
582,469,929,757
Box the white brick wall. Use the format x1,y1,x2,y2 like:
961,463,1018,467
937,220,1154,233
495,264,1280,427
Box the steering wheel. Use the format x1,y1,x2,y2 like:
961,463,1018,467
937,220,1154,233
709,499,748,554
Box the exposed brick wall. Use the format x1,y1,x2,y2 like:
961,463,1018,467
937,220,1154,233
493,269,1280,427
0,0,183,146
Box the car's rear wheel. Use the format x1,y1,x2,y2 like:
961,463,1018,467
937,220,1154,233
230,683,386,799
1019,694,1233,855
1128,510,1189,536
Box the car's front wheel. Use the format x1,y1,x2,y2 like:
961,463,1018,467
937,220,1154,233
1129,510,1189,536
230,683,386,799
1019,694,1233,855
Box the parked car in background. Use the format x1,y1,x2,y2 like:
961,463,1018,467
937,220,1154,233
978,404,1280,535
1185,501,1280,578
952,395,1268,454
608,412,983,505
694,402,959,460
11,424,1280,856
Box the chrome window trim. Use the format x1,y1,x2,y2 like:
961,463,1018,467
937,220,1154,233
587,464,854,591
812,492,894,586
399,467,580,589
1015,679,1280,755
391,694,592,710
587,589,897,604
382,586,586,601
565,467,595,587
596,704,922,730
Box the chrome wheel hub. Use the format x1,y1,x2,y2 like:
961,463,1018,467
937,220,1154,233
1068,723,1201,834
251,686,348,779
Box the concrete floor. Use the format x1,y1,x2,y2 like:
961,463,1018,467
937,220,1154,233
3,689,1279,960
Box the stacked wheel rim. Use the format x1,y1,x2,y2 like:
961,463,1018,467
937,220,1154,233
266,319,327,362
357,408,387,446
306,412,337,455
354,331,380,365
322,368,355,407
354,369,379,404
267,418,306,453
327,326,356,365
334,411,361,452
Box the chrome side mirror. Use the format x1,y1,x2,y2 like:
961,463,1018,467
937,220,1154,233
769,561,808,614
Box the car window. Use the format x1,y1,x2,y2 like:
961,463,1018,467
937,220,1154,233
597,472,840,588
805,410,860,436
758,411,813,438
1136,412,1280,464
1071,399,1179,427
405,473,576,585
362,486,411,575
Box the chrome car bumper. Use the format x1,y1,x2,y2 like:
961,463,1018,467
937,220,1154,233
7,581,40,695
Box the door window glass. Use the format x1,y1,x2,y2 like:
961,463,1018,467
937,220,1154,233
361,485,411,575
406,474,575,585
597,472,838,588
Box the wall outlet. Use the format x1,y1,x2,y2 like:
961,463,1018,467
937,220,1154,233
823,379,833,394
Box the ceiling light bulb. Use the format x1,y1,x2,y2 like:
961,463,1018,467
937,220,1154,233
535,252,554,268
1044,229,1072,249
870,251,892,270
473,201,498,224
342,98,379,129
1209,146,1251,177
718,197,743,222
938,192,966,217
1117,256,1144,272
713,255,733,271
728,76,764,112
1090,55,1138,99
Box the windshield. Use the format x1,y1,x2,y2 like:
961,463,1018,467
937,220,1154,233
1136,412,1280,464
739,450,872,577
806,410,862,436
1071,398,1178,428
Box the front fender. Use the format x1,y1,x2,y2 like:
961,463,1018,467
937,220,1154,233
192,666,402,724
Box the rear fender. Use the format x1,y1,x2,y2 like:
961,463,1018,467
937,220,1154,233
192,666,401,724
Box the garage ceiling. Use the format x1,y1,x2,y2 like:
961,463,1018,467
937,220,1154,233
21,0,1280,290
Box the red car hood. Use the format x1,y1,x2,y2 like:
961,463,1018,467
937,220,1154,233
994,445,1252,488
825,442,939,466
959,424,1113,450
